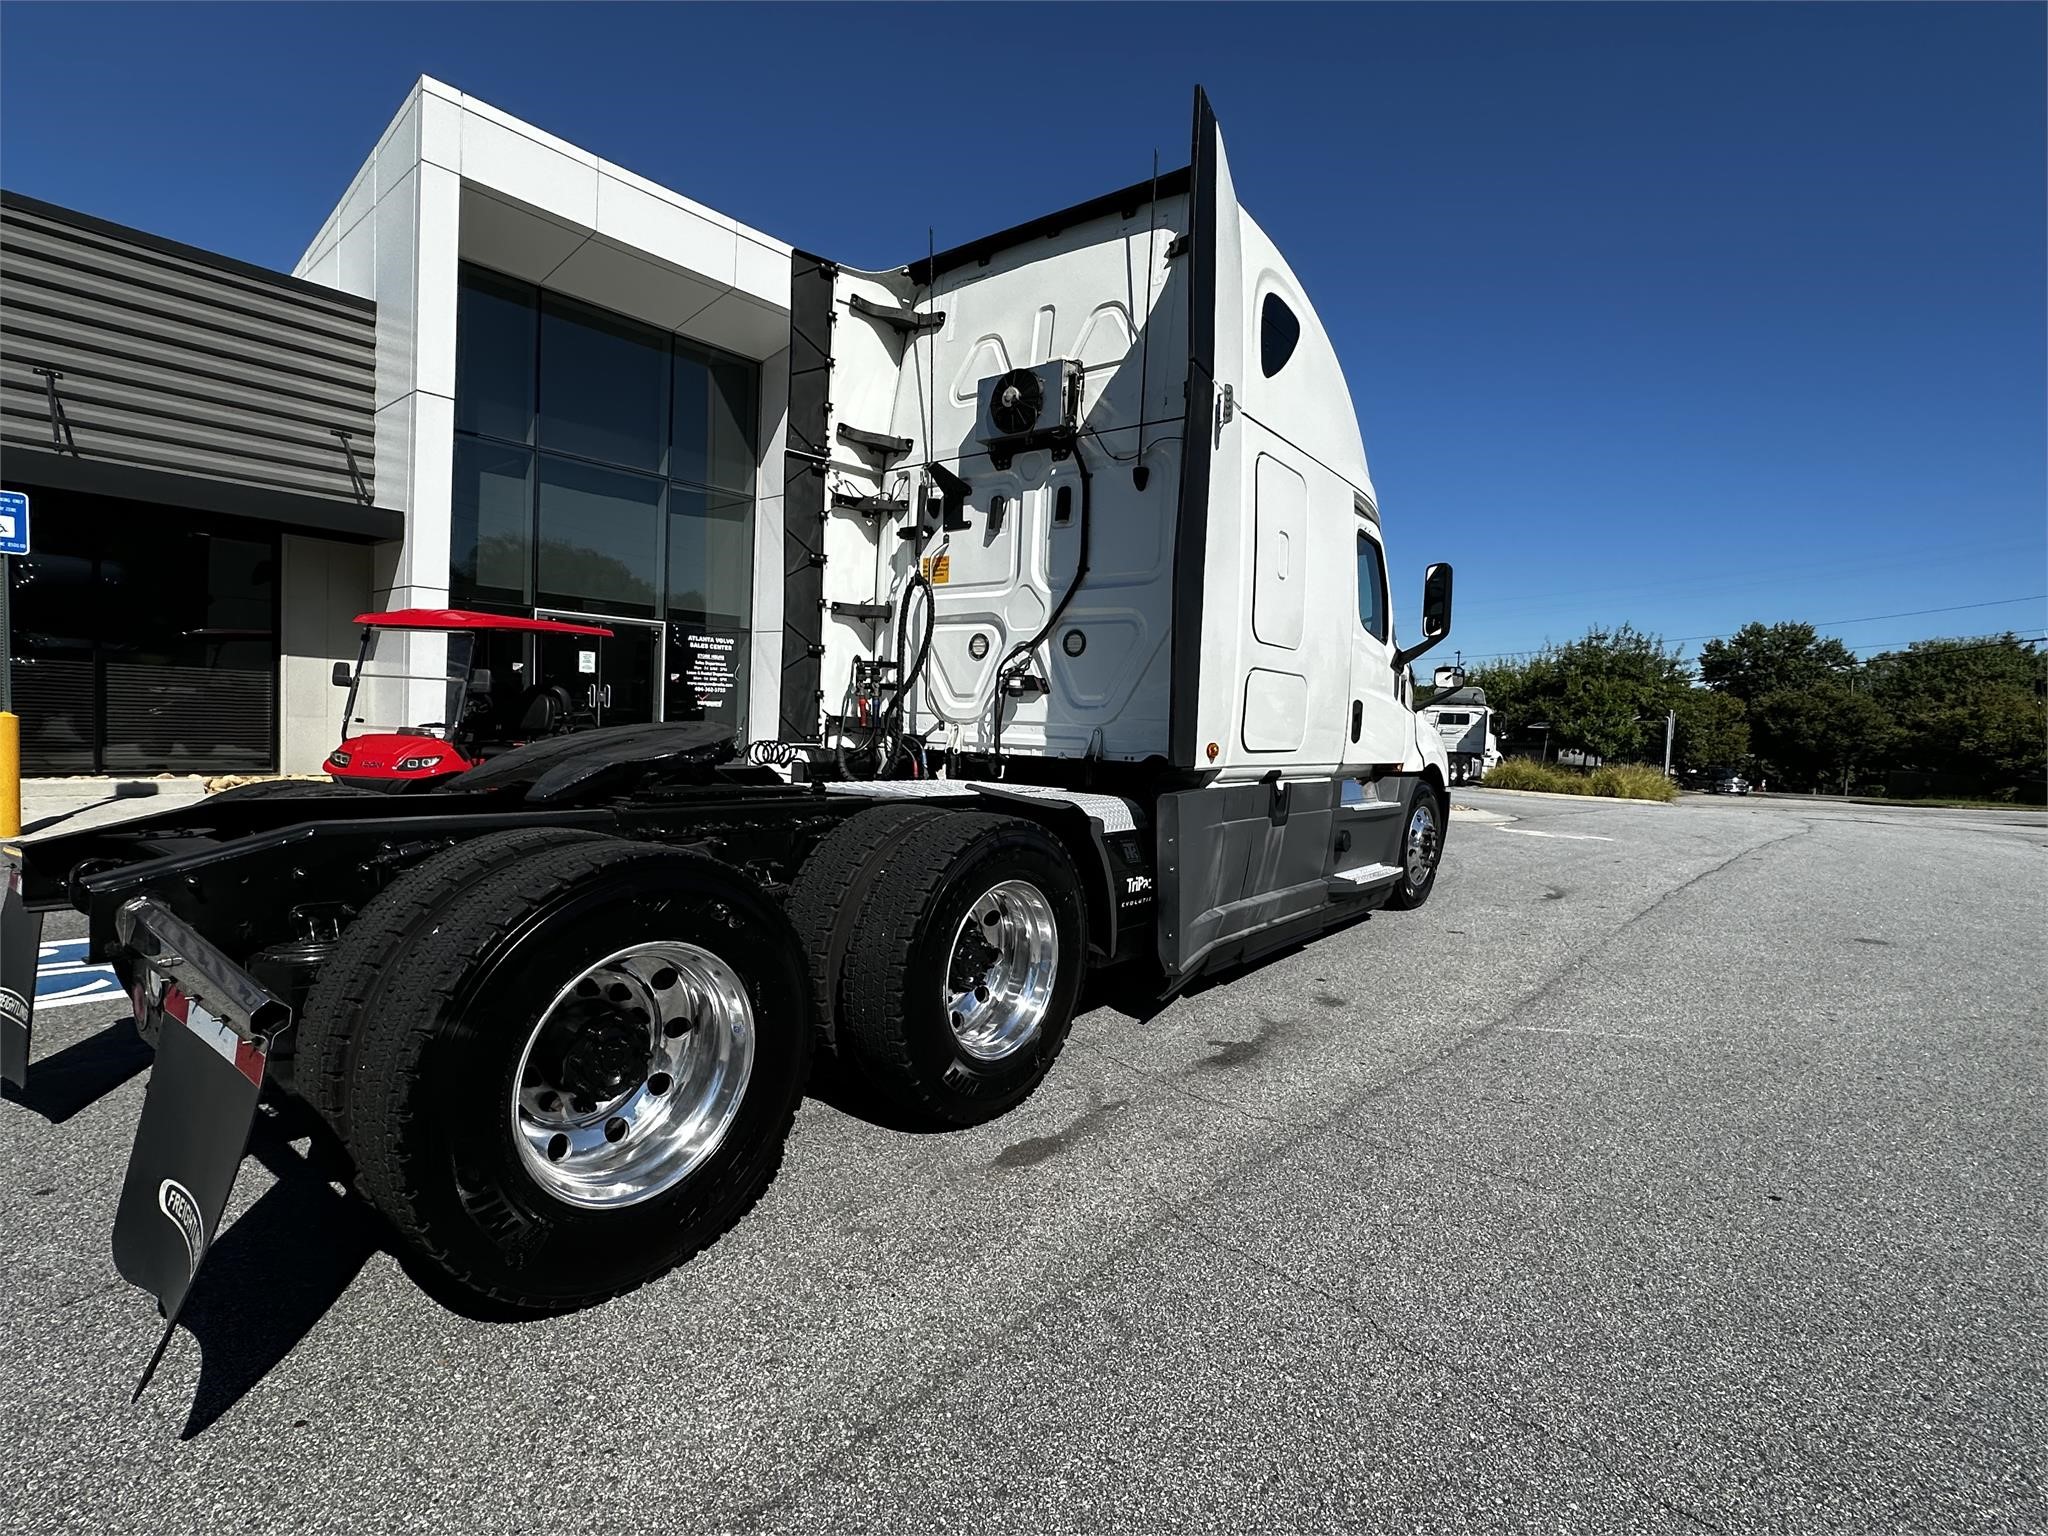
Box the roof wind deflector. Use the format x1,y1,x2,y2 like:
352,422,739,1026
849,293,945,336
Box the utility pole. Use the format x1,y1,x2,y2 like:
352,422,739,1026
1663,709,1676,778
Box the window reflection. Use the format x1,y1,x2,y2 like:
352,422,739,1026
537,455,661,617
452,264,761,654
667,486,753,625
451,438,534,606
540,294,670,474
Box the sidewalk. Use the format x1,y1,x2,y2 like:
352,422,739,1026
20,775,212,838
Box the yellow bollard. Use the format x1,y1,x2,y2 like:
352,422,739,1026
0,712,17,838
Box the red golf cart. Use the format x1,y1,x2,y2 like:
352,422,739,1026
322,609,614,791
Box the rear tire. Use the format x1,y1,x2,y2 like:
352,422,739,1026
785,803,943,1051
1383,778,1446,910
838,813,1086,1126
345,839,810,1314
294,827,608,1140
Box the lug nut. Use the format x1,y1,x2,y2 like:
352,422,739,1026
605,1117,628,1143
547,1133,569,1161
648,1072,672,1096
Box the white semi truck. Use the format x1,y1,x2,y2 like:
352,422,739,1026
1,91,1456,1367
1424,673,1498,785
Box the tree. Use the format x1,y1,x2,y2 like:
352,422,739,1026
1749,683,1893,791
1470,626,1687,762
1865,635,2047,799
1672,689,1749,776
1698,622,1857,703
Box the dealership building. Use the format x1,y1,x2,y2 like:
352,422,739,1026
1,76,792,775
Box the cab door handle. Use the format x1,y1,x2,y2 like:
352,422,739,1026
1350,700,1362,742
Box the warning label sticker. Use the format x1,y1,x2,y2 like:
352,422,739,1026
920,554,951,585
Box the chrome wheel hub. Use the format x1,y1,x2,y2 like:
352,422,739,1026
944,879,1058,1062
512,941,754,1209
1405,800,1441,887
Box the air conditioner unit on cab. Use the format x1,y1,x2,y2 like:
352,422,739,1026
975,359,1082,467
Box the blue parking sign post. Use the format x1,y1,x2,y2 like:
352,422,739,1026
0,488,22,831
0,491,27,558
0,489,23,718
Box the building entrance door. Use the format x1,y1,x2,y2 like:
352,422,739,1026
534,610,663,727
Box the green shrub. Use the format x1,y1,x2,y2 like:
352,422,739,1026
1587,763,1679,801
1479,758,1676,800
1480,758,1588,794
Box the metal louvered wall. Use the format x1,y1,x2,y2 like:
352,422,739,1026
0,191,377,504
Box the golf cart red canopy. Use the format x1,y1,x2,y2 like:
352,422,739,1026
353,608,613,637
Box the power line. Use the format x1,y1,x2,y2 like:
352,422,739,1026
1458,597,2046,664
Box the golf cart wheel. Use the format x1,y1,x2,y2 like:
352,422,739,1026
346,839,811,1315
838,813,1086,1127
294,827,609,1141
1383,778,1447,911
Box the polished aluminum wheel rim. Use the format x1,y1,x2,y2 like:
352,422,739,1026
944,879,1058,1062
512,941,754,1209
1405,799,1441,887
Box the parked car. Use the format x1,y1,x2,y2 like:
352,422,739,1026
1710,771,1752,795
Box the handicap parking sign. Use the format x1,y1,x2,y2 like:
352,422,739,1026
0,490,27,557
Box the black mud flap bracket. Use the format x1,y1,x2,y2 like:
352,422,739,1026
0,861,46,1089
109,896,289,1399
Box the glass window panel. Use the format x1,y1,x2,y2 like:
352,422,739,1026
1260,292,1301,378
674,342,758,493
671,348,710,489
451,438,534,607
1356,529,1388,643
540,295,670,472
455,266,537,443
537,454,662,618
709,354,757,492
666,485,753,625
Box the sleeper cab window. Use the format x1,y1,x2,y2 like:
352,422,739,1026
1260,292,1301,378
1356,526,1389,643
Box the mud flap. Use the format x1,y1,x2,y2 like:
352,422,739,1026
0,865,43,1089
108,898,286,1398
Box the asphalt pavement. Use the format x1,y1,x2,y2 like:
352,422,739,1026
2,790,2042,1533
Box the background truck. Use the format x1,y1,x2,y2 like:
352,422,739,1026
0,90,1456,1367
1423,672,1498,785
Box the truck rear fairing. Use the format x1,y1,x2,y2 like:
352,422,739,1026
792,96,1446,791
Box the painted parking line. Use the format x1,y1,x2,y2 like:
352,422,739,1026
36,938,124,1011
1494,827,1615,843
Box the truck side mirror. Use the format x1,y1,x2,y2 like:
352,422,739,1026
1432,664,1467,692
1421,563,1454,638
331,662,353,687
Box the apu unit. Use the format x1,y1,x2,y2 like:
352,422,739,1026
975,359,1082,467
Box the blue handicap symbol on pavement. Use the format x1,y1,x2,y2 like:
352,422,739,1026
36,938,124,1010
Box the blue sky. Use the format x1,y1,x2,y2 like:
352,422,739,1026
4,2,2042,667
